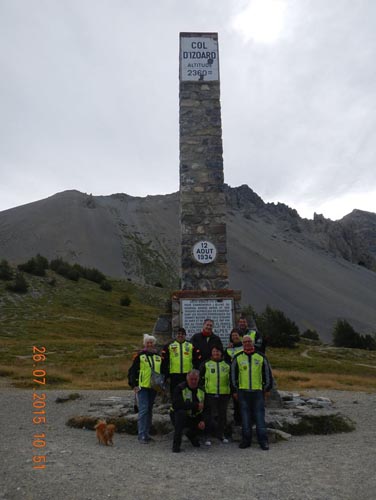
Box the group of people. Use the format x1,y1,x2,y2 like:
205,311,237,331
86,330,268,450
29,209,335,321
128,317,274,453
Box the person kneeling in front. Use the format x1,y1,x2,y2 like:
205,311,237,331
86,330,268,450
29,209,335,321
170,369,205,453
231,335,273,450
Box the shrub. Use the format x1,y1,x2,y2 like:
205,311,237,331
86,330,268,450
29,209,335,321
332,320,376,350
50,258,79,281
332,320,362,348
0,259,13,280
120,295,131,307
6,272,29,293
100,280,112,291
256,305,300,348
66,268,80,281
73,264,106,284
301,329,320,341
18,254,48,277
360,334,376,350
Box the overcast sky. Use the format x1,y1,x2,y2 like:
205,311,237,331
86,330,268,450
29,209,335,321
1,0,376,220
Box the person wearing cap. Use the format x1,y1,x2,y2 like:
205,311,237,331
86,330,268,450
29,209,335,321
200,345,231,445
161,327,202,397
128,334,162,444
231,335,273,450
190,319,223,362
236,316,264,352
170,369,205,453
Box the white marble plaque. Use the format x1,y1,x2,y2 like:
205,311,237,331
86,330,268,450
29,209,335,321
181,298,234,343
180,35,219,81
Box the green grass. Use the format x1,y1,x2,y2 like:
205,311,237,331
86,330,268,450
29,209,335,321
268,344,376,391
1,270,376,391
0,270,168,388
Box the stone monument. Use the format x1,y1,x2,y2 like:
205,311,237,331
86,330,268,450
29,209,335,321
172,32,241,343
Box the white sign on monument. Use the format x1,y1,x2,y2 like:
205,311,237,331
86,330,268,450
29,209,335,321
180,35,219,82
181,298,234,343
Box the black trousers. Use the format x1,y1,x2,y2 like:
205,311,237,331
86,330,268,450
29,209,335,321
171,410,202,447
204,394,230,440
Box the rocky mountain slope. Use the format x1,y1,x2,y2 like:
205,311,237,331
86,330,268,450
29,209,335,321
1,185,375,340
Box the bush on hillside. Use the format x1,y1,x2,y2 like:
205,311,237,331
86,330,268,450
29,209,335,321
0,259,13,280
256,305,300,348
50,258,80,281
100,280,112,291
18,254,48,277
6,272,29,293
120,295,131,307
332,319,376,350
73,264,106,284
332,320,361,348
301,329,320,341
360,334,376,350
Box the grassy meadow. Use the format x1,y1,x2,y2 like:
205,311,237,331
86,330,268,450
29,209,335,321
1,271,375,392
0,271,168,389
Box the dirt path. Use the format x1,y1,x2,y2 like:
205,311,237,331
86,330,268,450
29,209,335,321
1,386,375,500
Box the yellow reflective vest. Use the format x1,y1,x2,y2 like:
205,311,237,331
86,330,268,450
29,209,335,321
182,386,205,416
204,360,231,395
226,345,243,361
139,353,162,389
168,341,193,374
232,352,265,390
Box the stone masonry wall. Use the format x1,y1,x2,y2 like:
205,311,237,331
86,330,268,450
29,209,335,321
180,80,229,290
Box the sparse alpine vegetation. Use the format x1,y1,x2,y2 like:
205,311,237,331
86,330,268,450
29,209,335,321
1,260,375,391
0,260,168,389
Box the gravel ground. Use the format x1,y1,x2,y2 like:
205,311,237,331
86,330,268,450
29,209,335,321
1,381,375,500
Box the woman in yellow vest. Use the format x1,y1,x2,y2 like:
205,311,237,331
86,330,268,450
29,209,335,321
199,345,231,445
128,334,163,444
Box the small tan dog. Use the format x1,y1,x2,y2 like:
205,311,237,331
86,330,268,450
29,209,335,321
95,420,116,446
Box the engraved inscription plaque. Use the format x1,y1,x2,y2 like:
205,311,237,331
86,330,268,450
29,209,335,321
181,298,234,343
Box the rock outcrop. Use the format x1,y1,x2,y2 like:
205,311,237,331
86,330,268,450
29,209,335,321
66,390,355,441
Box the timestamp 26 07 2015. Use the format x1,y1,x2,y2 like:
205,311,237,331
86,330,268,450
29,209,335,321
32,346,47,470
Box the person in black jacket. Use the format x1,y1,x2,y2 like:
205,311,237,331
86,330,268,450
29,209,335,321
190,319,223,362
170,370,206,453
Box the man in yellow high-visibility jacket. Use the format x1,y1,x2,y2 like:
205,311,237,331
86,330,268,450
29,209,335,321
170,370,206,453
161,328,201,397
231,335,273,450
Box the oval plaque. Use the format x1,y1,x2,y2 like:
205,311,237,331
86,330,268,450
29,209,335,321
192,240,217,264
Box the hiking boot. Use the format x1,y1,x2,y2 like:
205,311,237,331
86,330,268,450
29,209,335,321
221,438,229,444
260,442,269,450
172,445,181,453
239,441,251,449
204,440,212,446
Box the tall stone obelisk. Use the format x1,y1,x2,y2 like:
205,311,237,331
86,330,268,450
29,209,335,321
172,32,241,343
179,32,229,290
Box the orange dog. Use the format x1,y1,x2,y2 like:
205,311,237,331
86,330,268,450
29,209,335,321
95,421,116,446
